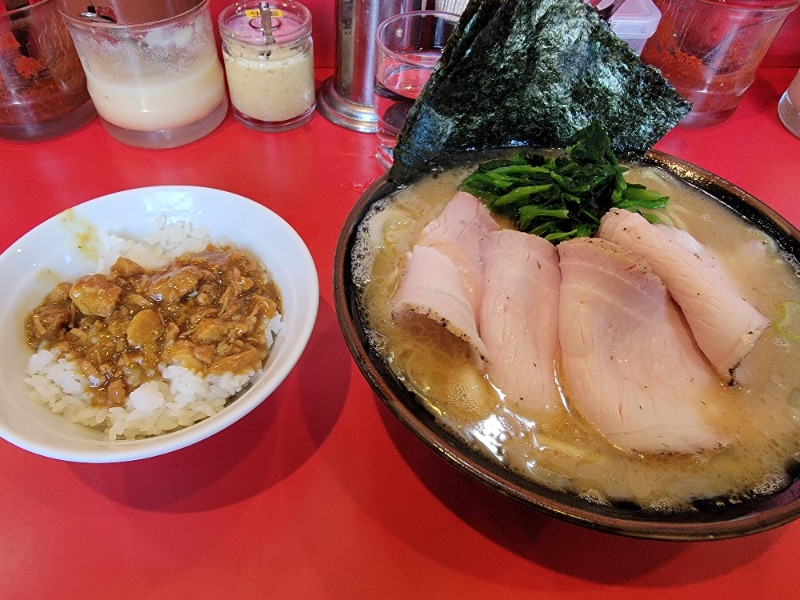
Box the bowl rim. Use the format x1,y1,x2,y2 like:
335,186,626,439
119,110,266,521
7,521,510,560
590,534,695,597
333,149,800,541
0,185,319,463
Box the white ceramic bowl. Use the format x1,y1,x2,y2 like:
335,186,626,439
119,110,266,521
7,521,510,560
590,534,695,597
0,186,319,463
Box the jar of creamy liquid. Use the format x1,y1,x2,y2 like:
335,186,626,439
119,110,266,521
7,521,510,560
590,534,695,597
60,0,227,149
219,1,315,131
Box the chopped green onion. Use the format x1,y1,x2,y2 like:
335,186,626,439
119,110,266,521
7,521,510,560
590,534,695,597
776,301,800,343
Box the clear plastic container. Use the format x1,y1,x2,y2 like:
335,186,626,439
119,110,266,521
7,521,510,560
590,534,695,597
642,0,799,128
219,0,315,132
778,69,800,138
59,0,228,148
0,0,95,141
608,0,662,55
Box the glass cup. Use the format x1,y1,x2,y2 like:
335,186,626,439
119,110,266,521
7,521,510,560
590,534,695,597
59,0,228,148
373,10,458,169
0,0,95,141
641,0,799,128
219,0,315,132
778,69,800,138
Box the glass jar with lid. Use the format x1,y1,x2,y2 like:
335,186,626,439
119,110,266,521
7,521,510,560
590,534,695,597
218,0,315,132
0,0,95,141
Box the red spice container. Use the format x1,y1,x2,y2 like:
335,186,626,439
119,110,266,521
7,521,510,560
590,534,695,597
0,0,95,141
641,0,799,128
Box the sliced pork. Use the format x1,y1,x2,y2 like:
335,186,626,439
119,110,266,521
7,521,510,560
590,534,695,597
558,237,725,454
417,191,501,316
391,244,488,360
390,191,500,361
597,208,769,384
480,230,561,414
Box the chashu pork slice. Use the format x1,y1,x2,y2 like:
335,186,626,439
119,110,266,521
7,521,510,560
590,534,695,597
417,191,501,317
558,237,725,454
391,244,488,361
480,230,561,415
597,208,769,385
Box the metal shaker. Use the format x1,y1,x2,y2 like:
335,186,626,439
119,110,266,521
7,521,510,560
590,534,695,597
317,0,437,132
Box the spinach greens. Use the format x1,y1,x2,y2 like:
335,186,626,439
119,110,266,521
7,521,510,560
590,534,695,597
460,123,669,243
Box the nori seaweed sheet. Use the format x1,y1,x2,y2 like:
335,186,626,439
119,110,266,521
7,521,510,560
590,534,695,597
388,0,692,185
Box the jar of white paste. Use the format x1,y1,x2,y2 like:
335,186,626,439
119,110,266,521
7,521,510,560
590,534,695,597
219,0,315,131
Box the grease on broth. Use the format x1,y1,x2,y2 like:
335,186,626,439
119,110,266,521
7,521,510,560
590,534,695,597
352,161,800,512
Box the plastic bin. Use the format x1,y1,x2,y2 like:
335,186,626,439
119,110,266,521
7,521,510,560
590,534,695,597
606,0,662,55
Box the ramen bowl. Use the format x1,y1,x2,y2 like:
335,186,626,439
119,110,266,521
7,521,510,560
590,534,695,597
0,186,318,463
333,150,800,541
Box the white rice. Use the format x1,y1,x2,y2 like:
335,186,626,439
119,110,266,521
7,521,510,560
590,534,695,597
24,217,283,440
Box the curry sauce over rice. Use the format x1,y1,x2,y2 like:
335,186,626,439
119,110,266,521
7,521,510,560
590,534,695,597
25,244,281,408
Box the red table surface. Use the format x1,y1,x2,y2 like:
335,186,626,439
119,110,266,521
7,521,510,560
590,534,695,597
1,66,800,599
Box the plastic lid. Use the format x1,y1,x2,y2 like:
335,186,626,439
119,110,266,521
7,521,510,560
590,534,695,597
219,0,311,46
607,0,662,37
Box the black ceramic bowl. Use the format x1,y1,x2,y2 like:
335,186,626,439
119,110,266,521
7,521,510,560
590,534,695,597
333,150,800,541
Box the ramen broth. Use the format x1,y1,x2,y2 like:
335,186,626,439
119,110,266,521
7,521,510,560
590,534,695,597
352,160,800,512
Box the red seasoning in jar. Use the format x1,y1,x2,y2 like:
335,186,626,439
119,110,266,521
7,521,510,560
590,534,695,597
0,0,94,140
641,0,797,128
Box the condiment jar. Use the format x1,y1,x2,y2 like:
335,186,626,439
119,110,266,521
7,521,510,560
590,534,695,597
0,0,95,141
218,0,315,132
778,68,800,139
59,0,227,149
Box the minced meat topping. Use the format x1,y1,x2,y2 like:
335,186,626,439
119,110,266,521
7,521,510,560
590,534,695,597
24,244,281,407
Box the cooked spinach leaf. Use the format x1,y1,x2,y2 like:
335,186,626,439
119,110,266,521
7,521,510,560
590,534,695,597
460,122,668,242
